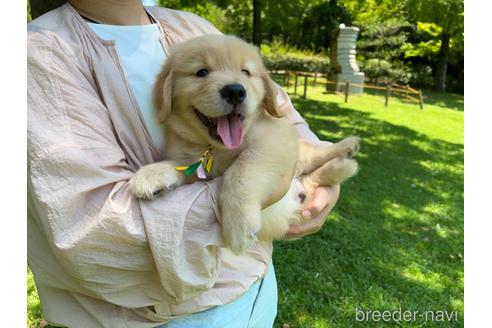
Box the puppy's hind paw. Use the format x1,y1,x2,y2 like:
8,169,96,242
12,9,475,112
331,157,359,183
338,136,360,158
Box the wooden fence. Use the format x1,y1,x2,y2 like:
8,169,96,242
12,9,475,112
270,70,424,110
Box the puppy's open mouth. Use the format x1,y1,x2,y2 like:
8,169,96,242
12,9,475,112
194,107,244,149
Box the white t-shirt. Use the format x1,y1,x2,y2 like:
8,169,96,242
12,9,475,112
89,23,167,151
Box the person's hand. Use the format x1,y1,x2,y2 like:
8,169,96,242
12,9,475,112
286,184,340,238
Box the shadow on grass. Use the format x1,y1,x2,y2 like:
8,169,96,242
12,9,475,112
421,91,464,112
273,96,464,327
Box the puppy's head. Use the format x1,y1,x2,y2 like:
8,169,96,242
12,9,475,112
153,35,282,150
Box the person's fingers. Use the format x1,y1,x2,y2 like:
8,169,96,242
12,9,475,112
286,215,324,237
302,187,331,219
303,184,340,218
285,184,340,238
286,204,334,238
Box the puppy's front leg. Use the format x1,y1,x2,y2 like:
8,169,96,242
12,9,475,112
130,161,185,200
220,156,263,255
219,118,298,254
220,147,296,254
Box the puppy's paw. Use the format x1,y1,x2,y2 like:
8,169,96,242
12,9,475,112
330,157,359,183
223,223,258,255
130,163,184,200
292,178,307,205
305,157,359,187
338,136,360,158
221,203,261,255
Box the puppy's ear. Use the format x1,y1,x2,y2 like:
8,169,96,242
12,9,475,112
261,73,283,118
153,61,174,123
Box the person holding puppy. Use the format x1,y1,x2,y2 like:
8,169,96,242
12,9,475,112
27,0,340,327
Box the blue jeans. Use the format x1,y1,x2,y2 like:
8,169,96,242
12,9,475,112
157,263,278,328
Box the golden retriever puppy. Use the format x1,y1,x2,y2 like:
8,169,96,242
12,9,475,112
130,35,359,254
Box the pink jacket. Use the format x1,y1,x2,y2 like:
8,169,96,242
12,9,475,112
28,3,318,327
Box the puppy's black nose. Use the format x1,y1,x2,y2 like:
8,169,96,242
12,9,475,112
220,84,246,106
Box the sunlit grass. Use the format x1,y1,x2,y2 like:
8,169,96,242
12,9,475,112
273,78,463,327
27,267,43,328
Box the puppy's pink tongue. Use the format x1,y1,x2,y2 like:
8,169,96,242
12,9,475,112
217,113,243,149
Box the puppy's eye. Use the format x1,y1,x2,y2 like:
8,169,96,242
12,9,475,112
196,69,209,77
241,69,251,77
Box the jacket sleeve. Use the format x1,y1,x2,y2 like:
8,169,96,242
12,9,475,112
275,84,320,142
27,32,226,306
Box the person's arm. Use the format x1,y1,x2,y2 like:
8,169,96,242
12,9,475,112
28,32,227,306
274,84,320,141
273,76,342,237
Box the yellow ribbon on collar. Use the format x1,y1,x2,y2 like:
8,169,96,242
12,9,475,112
175,145,214,179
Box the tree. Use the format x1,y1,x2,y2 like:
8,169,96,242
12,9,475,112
252,0,261,46
158,0,253,41
357,18,411,83
407,0,464,91
298,0,352,51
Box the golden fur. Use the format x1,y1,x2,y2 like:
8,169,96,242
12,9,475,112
130,35,359,254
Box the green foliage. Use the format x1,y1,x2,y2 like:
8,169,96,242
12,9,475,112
403,21,463,67
407,0,464,36
346,0,408,25
28,0,66,20
27,0,31,22
27,267,43,328
262,55,330,74
294,0,352,51
406,0,464,91
408,63,435,89
261,0,326,45
158,0,253,40
155,0,463,93
359,58,412,84
357,18,410,62
182,2,228,32
261,41,330,73
417,22,444,38
403,22,443,59
355,17,412,84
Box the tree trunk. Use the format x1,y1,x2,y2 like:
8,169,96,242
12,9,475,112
328,30,340,74
434,32,450,92
326,29,340,91
252,0,262,47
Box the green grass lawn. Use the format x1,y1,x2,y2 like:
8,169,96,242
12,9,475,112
28,267,43,328
27,82,463,327
273,80,463,327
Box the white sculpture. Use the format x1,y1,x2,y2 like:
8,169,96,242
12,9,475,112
328,26,365,94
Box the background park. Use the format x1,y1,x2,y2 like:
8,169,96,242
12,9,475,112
28,0,464,327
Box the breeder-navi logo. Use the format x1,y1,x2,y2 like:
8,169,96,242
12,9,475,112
355,307,458,323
